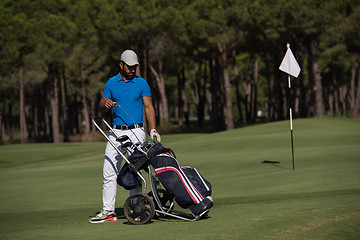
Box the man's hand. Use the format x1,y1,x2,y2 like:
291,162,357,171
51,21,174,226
104,99,115,109
150,129,161,142
99,96,115,113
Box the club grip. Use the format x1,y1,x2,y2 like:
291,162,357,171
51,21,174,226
92,117,103,122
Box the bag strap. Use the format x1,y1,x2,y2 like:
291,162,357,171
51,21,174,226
164,148,176,159
133,155,149,170
147,146,176,159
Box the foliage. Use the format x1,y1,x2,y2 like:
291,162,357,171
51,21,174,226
0,0,359,143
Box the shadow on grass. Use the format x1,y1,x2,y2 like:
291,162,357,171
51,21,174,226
115,207,125,219
117,207,211,225
261,160,293,170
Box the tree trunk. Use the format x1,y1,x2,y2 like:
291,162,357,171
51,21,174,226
328,93,334,116
195,62,206,127
45,105,51,137
7,101,13,129
19,66,27,143
244,55,257,123
177,67,188,128
274,67,285,120
60,66,69,141
150,60,169,124
353,67,360,118
201,65,208,126
0,115,2,143
350,62,356,111
233,49,243,124
50,71,62,143
311,41,325,118
218,43,234,130
244,74,252,123
91,96,96,132
142,48,148,82
333,75,340,116
177,72,184,128
33,107,39,137
298,66,307,118
265,54,274,121
209,56,225,131
142,48,149,130
80,65,90,134
73,94,81,134
234,76,243,124
339,85,347,116
282,82,288,120
252,54,258,122
77,105,82,134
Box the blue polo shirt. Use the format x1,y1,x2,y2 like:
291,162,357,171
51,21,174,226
103,73,151,126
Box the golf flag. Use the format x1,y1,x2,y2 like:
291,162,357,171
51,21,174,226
279,43,299,170
279,44,301,78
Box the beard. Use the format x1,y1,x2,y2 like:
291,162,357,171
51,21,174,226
122,70,135,80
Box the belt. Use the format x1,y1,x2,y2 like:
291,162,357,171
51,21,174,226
114,123,143,130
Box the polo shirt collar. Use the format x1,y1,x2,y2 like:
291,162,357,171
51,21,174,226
117,73,136,82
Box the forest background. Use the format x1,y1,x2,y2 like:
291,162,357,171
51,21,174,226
0,0,359,144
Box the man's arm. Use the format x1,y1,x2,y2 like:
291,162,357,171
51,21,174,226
99,96,115,113
143,96,156,130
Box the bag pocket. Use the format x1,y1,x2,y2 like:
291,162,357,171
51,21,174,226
183,166,212,197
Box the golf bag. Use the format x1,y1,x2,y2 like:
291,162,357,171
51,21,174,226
117,145,148,190
147,143,213,216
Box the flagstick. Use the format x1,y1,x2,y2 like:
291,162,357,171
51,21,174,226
290,106,295,170
288,74,295,170
280,42,300,170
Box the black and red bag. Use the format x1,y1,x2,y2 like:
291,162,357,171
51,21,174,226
147,143,213,216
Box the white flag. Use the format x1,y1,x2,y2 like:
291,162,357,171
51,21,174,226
279,44,301,78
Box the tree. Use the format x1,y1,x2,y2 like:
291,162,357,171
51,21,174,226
102,0,171,126
34,1,77,143
0,1,40,143
149,34,170,124
343,4,360,118
183,0,240,130
2,0,360,144
288,0,349,118
66,0,108,137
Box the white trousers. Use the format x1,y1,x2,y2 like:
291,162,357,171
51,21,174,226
102,127,145,211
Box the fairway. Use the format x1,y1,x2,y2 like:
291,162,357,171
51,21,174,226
0,118,359,239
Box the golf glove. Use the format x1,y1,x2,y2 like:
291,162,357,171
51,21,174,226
150,129,161,142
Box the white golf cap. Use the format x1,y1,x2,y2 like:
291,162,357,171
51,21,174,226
120,50,139,66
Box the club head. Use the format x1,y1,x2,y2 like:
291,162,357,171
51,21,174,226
122,142,133,148
116,135,130,142
142,141,153,151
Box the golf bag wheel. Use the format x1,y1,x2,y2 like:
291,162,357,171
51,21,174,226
124,193,155,225
148,189,173,211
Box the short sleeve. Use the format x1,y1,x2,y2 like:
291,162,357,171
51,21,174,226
103,80,112,99
142,80,151,97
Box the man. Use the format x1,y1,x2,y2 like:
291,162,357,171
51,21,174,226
89,50,161,223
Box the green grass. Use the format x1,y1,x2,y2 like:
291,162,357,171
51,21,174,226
0,118,359,239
